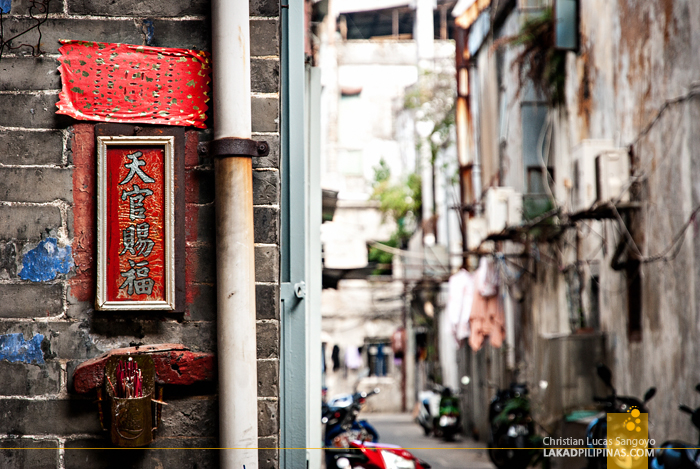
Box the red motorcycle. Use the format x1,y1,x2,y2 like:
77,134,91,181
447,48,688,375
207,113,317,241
330,440,431,469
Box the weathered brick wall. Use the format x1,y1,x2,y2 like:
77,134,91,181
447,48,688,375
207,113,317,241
0,0,280,467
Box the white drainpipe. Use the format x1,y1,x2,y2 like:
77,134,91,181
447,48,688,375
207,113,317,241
211,0,258,467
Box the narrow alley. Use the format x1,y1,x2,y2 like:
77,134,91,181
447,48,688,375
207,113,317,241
364,413,494,469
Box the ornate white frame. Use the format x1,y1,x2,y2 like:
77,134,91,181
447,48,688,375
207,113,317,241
96,136,175,311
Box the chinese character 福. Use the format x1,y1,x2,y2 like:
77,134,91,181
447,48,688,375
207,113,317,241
119,259,154,295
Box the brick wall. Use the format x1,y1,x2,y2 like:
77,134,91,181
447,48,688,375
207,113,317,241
0,0,280,467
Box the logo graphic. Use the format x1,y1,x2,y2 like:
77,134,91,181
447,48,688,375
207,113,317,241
607,407,652,468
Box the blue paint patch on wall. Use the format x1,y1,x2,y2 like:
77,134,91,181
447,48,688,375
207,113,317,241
0,0,10,14
19,238,73,282
0,333,45,364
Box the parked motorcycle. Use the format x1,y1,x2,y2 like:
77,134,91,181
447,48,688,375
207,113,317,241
324,388,432,469
323,389,380,469
650,383,700,469
586,363,656,469
416,388,441,436
436,387,462,441
332,441,432,469
487,382,545,469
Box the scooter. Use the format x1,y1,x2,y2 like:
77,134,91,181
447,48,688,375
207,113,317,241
332,441,432,469
416,387,441,436
487,382,544,469
323,389,380,469
650,384,700,469
586,364,656,469
436,387,461,441
325,388,431,469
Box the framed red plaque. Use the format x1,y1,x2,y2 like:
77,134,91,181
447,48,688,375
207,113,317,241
96,135,175,310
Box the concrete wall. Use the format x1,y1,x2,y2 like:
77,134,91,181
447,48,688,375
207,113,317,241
322,279,405,412
573,0,700,441
466,0,700,441
0,0,280,467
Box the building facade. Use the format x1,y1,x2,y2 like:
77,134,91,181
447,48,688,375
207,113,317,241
0,0,282,467
456,0,700,442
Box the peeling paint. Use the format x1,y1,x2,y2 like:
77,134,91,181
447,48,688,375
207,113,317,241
19,238,73,282
0,333,45,364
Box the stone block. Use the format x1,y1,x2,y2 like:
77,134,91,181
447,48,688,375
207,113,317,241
252,133,279,170
159,398,217,438
185,283,216,322
256,283,279,320
252,96,279,133
0,361,61,396
0,398,102,435
1,19,210,55
67,0,208,17
0,57,61,91
257,359,278,398
250,19,279,57
251,58,279,94
184,168,215,204
253,170,279,205
0,320,212,362
179,321,217,354
184,130,201,167
256,321,279,359
0,93,72,129
64,437,218,468
250,0,278,17
11,0,63,14
0,130,64,166
0,205,62,241
257,399,279,437
0,241,17,278
255,245,278,283
258,436,279,469
0,284,63,318
0,167,72,203
186,203,214,245
0,438,58,469
186,244,215,284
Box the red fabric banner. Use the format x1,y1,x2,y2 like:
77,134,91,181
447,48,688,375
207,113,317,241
56,40,211,128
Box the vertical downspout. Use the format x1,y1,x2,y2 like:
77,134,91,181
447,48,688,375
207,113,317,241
211,0,258,467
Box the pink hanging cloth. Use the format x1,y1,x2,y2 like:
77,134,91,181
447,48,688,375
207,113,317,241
468,257,505,351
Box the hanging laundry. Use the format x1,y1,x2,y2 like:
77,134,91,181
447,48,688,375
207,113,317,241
345,346,363,370
475,256,499,297
391,327,405,359
446,269,475,343
468,257,505,351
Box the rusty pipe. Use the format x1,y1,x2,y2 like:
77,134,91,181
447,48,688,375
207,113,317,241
211,0,258,466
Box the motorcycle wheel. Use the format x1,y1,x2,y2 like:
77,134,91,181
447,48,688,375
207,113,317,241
488,435,530,469
442,428,455,442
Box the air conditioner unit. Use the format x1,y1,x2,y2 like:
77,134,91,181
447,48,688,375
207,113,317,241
596,149,630,204
484,187,523,235
571,140,614,212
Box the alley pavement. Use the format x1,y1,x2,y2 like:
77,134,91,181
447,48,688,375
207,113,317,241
364,413,495,469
